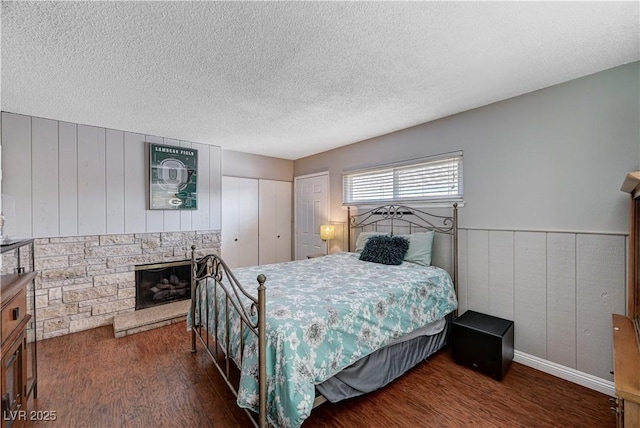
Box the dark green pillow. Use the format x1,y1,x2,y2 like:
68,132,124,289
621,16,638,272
359,235,410,265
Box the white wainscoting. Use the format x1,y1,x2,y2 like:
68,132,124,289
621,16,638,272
457,228,627,382
514,351,615,397
1,112,222,238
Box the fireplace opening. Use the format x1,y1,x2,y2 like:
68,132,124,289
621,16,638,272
135,260,191,310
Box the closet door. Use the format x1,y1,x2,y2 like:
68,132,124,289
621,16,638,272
259,180,292,265
274,181,292,263
222,176,259,268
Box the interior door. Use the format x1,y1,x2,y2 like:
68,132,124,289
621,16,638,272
294,173,328,260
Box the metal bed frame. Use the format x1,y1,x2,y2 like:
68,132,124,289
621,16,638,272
190,203,458,428
347,203,458,298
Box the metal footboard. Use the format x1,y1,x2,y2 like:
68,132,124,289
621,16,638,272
189,245,267,427
189,204,459,427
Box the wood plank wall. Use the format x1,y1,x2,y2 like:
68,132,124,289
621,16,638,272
1,112,222,238
457,228,626,381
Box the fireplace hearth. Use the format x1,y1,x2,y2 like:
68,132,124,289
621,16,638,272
135,261,191,310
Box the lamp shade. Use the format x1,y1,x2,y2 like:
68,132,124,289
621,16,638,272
320,224,335,241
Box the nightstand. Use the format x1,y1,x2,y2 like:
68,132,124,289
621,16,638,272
306,253,325,259
451,310,514,380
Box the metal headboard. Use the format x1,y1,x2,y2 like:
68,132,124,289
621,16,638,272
347,203,458,298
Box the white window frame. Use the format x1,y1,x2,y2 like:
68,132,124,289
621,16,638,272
342,151,463,206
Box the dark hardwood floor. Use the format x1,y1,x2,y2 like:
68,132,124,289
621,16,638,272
26,321,615,428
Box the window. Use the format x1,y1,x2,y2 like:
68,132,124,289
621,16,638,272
343,151,463,205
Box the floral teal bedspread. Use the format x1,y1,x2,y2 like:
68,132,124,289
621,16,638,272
188,252,457,428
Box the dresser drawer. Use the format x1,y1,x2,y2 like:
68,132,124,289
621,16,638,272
1,287,27,343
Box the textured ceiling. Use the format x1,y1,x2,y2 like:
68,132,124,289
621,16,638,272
2,1,639,160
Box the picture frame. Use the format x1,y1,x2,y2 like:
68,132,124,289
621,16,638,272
149,143,198,210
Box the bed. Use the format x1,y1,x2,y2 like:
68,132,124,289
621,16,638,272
188,204,459,428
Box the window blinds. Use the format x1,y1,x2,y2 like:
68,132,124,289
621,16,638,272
343,151,463,205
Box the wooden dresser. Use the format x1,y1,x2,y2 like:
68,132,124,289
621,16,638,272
613,314,640,427
1,239,38,428
615,173,640,427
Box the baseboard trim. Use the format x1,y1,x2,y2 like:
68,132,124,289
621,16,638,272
513,351,615,397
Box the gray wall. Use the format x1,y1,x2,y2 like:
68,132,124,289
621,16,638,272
295,62,639,234
293,62,640,382
223,149,293,181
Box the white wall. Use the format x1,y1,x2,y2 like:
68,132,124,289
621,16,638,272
455,229,626,381
293,62,640,382
0,112,222,238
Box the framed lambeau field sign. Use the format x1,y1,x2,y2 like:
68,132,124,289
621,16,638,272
149,143,198,210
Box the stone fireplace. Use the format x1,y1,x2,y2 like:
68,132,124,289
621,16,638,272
135,260,191,310
31,230,220,340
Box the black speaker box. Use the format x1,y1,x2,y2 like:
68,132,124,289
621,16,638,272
451,310,514,380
